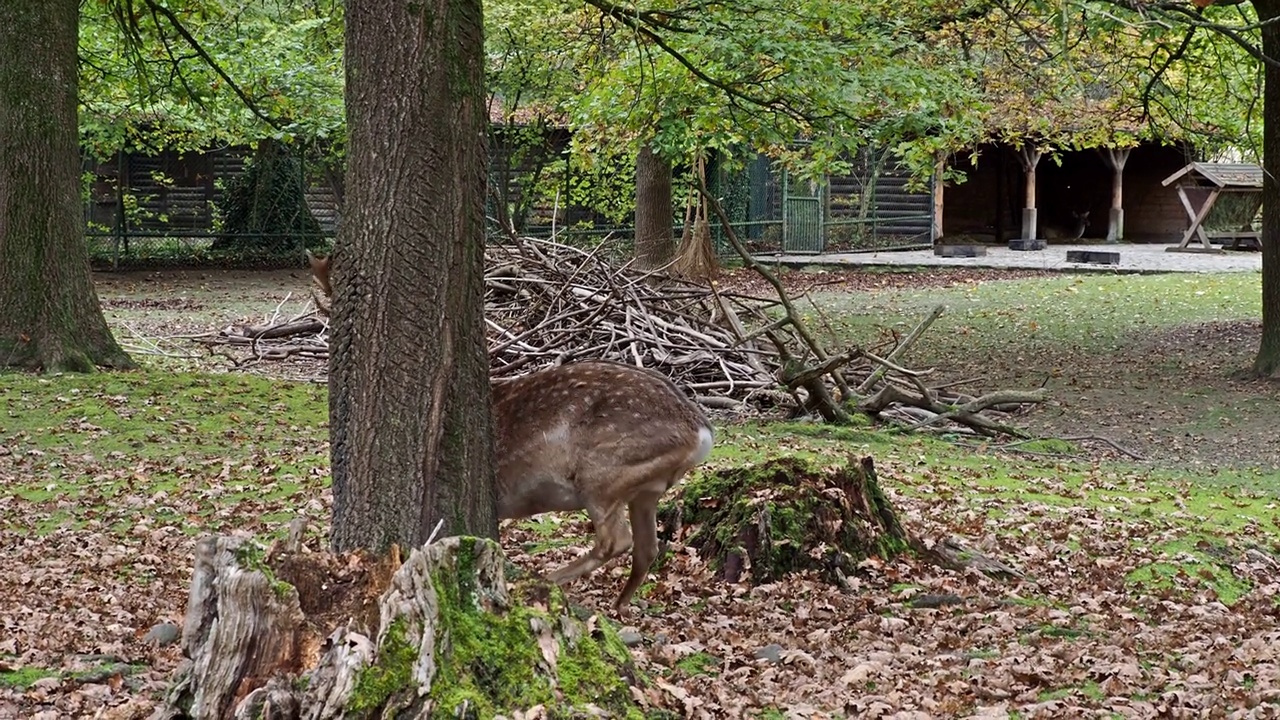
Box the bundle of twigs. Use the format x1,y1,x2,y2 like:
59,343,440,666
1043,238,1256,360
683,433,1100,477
483,237,781,409
197,236,786,411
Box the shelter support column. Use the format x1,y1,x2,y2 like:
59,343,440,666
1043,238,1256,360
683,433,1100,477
1014,145,1042,249
931,151,945,242
1100,147,1130,243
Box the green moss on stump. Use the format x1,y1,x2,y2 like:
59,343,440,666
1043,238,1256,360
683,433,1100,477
348,537,646,719
661,455,908,585
348,619,418,714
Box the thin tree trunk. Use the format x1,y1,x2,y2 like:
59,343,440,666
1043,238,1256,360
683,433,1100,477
0,0,133,372
330,0,497,553
635,143,675,270
1254,0,1280,376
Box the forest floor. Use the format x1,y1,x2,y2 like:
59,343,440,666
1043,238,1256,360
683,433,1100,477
0,265,1277,719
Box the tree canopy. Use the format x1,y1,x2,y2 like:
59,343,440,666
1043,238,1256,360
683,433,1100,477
78,0,344,157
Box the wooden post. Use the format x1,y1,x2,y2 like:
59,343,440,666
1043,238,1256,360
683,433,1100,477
1011,145,1043,250
931,152,946,242
1018,145,1041,239
1099,147,1130,243
1174,184,1221,251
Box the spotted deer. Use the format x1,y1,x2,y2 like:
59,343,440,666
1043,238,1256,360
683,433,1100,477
493,361,714,610
305,252,714,610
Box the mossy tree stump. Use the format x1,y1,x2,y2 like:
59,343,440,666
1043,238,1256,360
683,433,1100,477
157,535,648,720
660,455,909,585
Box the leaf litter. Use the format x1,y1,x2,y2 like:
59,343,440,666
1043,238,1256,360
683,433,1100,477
0,267,1277,718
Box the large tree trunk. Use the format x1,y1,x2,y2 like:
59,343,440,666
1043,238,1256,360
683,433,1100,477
634,143,675,270
1254,0,1280,376
329,0,497,553
0,1,133,372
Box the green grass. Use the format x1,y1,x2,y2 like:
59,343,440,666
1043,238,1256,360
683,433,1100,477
3,367,1276,555
809,272,1260,359
0,369,330,539
0,370,327,457
673,651,720,678
0,659,142,690
0,665,59,690
1037,680,1105,702
516,514,585,554
1126,537,1254,605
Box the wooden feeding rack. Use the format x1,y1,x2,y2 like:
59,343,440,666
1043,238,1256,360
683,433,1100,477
1162,162,1262,253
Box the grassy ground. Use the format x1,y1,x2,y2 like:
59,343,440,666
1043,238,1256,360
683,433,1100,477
795,270,1279,469
1,267,1278,718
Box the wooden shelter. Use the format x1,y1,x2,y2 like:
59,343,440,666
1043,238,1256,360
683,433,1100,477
939,141,1190,246
1161,162,1262,253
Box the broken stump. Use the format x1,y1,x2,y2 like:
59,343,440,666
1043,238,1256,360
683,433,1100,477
659,455,908,586
156,535,646,720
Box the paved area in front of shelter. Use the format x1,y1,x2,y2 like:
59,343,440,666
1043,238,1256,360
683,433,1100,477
759,242,1262,274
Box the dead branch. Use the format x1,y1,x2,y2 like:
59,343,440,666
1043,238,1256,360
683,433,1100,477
857,304,945,394
1004,434,1147,461
860,383,1046,438
697,174,852,415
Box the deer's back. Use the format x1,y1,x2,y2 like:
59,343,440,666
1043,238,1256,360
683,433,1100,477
492,361,713,518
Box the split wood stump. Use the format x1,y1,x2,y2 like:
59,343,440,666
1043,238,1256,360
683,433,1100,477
156,535,645,720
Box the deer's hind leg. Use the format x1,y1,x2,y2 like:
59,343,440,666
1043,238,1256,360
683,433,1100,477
615,488,665,610
546,496,631,588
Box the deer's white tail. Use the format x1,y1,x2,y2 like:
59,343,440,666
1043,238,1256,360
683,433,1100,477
492,360,714,610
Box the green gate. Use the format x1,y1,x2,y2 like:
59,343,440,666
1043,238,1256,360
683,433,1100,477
782,171,824,253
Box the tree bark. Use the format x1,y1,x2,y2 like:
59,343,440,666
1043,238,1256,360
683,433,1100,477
634,143,675,270
1253,0,1280,376
0,0,133,372
330,0,497,553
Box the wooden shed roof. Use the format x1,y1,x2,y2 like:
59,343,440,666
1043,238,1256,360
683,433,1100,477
1161,162,1263,189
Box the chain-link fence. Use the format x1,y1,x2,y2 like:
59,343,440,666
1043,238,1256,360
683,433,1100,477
708,151,935,256
83,145,337,270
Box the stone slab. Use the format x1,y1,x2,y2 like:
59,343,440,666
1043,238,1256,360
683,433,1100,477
1066,250,1120,265
933,245,987,258
1008,239,1047,251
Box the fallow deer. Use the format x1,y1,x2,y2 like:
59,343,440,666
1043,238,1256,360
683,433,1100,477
493,360,714,610
305,252,714,610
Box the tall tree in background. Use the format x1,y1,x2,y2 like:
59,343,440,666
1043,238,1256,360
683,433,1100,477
1079,0,1280,375
0,0,133,372
329,0,497,552
634,143,675,269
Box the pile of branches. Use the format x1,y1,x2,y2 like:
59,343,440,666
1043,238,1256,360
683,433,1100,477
197,229,1049,436
197,236,788,412
483,238,782,409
